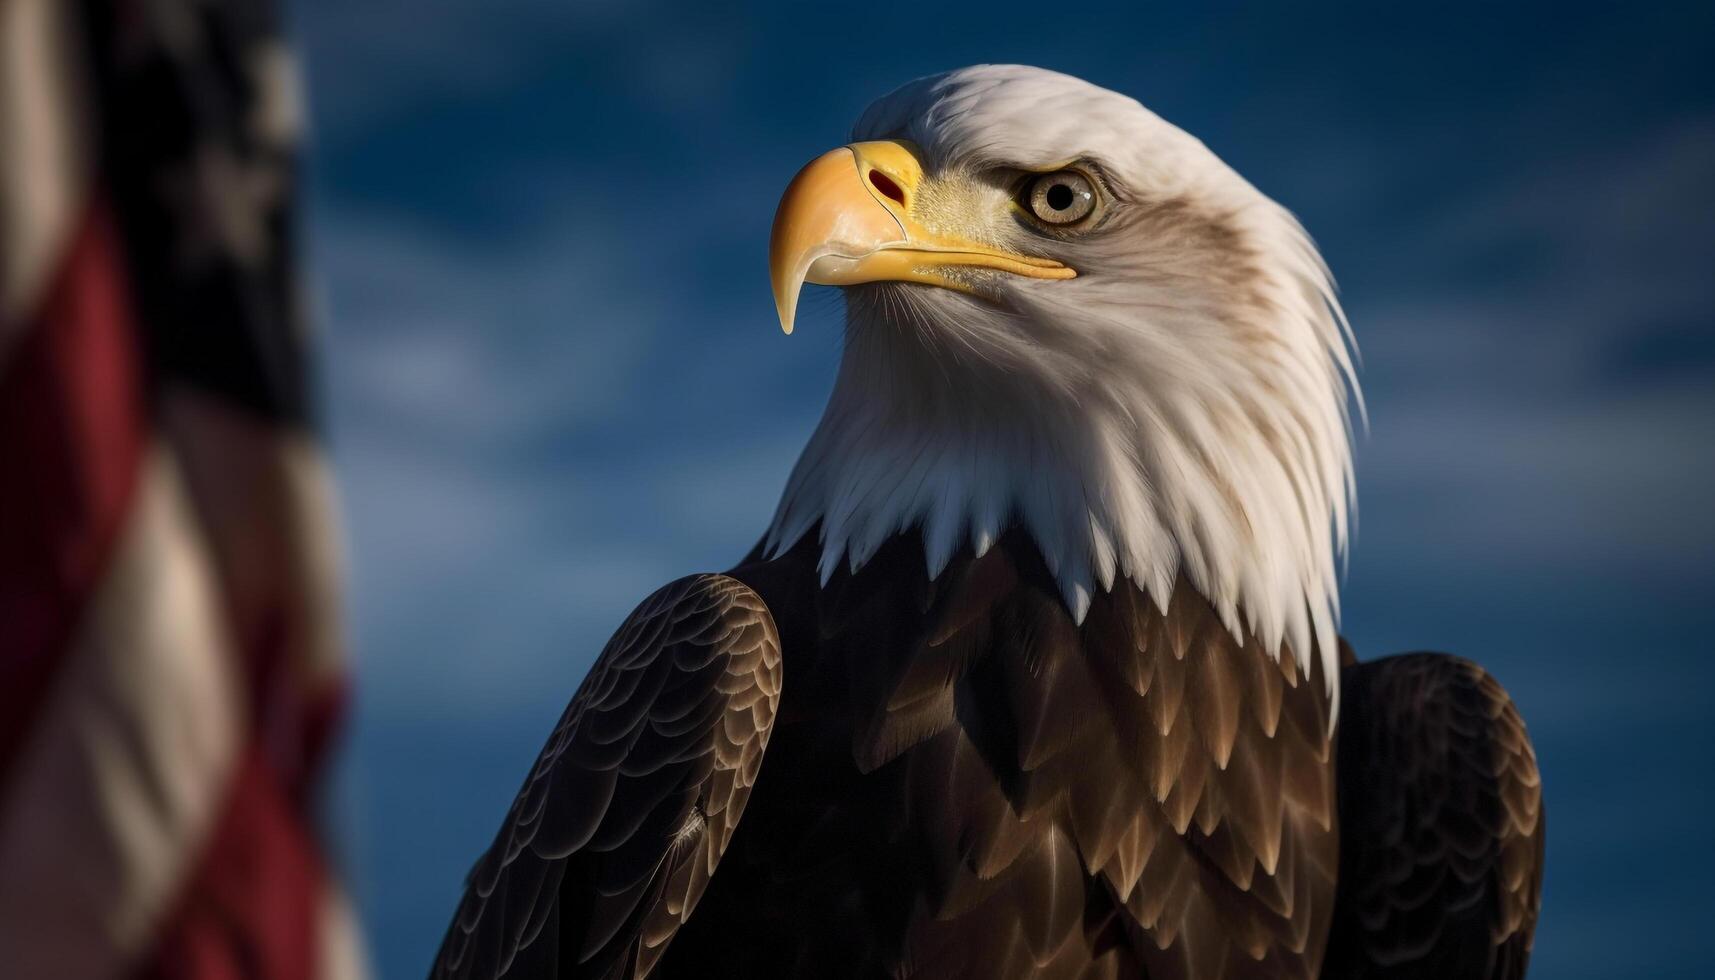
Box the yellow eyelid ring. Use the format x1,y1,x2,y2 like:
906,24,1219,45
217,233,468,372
769,141,1076,335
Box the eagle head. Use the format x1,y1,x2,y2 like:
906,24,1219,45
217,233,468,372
765,65,1359,695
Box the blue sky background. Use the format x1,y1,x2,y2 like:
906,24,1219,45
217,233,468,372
286,2,1715,976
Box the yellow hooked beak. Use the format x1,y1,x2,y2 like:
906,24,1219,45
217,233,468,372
768,140,1076,334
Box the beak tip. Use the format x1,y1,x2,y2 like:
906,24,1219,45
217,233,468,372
773,287,798,335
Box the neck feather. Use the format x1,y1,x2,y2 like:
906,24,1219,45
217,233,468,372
766,277,1354,712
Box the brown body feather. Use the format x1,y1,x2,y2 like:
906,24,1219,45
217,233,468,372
431,576,782,979
665,529,1339,979
430,529,1543,979
1321,654,1544,979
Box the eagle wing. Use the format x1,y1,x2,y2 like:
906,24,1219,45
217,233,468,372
430,574,782,980
1323,653,1545,979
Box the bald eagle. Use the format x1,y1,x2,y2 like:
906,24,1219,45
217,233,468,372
431,66,1544,979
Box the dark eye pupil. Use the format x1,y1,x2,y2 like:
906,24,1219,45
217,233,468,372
1045,183,1074,210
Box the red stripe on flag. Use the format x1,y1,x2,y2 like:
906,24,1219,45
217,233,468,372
0,202,146,791
297,677,350,804
136,742,331,980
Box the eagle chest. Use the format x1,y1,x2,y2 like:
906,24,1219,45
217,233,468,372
700,532,1341,978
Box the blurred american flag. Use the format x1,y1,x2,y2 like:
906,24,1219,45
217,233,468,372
0,0,365,976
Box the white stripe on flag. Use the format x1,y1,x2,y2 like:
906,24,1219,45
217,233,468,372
0,445,244,980
0,0,91,352
163,387,350,690
319,880,372,980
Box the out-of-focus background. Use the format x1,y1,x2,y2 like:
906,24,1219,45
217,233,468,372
287,2,1713,977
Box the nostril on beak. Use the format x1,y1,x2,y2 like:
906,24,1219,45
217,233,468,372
867,169,907,206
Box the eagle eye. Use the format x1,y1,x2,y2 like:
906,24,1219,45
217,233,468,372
1023,170,1097,226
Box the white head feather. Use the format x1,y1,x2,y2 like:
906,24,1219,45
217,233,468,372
765,65,1360,704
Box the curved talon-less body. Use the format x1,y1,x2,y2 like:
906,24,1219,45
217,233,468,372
431,65,1543,979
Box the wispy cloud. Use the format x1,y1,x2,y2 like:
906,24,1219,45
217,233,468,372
1345,117,1715,587
293,0,752,149
310,202,819,717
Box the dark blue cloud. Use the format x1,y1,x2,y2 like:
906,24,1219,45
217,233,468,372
292,2,1715,976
